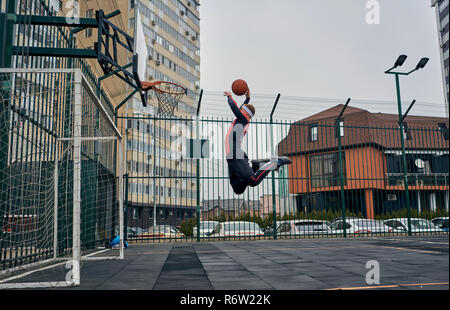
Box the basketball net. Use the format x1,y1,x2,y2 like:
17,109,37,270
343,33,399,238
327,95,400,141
141,81,186,117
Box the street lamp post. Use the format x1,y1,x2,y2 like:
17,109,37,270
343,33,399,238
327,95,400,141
385,55,429,236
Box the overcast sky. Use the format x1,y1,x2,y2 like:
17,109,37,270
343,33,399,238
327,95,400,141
199,0,447,118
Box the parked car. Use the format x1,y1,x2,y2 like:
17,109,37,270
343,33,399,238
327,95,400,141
131,227,146,235
263,224,275,236
137,225,185,238
276,220,331,236
329,216,362,224
383,218,443,233
126,227,146,238
193,221,219,237
329,218,393,234
208,221,264,238
431,217,449,232
126,227,137,238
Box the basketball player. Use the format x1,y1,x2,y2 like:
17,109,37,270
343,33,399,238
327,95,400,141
224,89,291,195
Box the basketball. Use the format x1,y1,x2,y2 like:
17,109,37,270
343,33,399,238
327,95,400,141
232,79,249,96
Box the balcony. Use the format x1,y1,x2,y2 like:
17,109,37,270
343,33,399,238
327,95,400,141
386,173,449,187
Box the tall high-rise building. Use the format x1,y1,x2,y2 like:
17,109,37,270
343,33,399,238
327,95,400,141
125,0,201,228
431,0,449,116
76,0,201,228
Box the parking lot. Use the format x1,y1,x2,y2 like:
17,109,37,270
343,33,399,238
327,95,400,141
2,235,448,290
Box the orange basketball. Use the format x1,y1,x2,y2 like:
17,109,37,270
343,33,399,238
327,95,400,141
232,79,249,96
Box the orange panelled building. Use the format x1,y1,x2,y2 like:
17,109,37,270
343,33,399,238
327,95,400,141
278,105,449,218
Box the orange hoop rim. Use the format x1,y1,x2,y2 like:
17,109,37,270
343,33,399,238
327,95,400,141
141,81,187,95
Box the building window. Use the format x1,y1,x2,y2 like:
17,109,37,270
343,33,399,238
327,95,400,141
441,14,449,30
443,31,449,45
309,125,318,142
85,9,93,38
310,152,346,188
439,0,449,13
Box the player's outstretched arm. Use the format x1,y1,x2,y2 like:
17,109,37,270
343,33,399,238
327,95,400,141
224,91,248,122
240,89,250,107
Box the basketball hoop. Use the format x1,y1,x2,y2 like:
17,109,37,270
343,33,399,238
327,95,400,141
141,81,187,116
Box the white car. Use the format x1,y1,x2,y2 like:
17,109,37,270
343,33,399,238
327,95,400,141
208,221,264,238
276,219,331,236
329,218,393,234
138,225,185,238
431,217,449,232
193,221,219,237
383,218,443,233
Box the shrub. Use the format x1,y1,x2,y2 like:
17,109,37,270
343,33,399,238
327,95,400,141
179,217,196,236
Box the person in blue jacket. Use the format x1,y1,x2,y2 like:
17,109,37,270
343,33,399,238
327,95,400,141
224,89,291,195
109,235,128,248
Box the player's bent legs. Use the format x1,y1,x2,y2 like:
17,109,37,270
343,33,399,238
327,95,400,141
230,181,248,195
228,157,289,194
247,161,277,187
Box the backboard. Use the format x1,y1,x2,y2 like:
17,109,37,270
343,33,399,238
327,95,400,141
132,8,149,107
132,8,148,89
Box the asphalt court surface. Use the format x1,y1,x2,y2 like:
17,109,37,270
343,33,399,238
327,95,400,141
2,235,448,290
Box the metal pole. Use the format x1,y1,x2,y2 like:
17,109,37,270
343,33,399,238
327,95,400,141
113,88,137,249
196,121,201,242
196,89,203,116
118,139,124,259
270,94,281,120
153,119,157,227
270,94,281,240
53,142,59,259
395,74,412,236
400,99,416,124
72,70,82,286
0,0,16,265
123,174,129,240
336,99,350,238
196,90,203,242
337,100,350,237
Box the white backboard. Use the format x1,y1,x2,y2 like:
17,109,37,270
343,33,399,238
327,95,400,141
134,8,148,84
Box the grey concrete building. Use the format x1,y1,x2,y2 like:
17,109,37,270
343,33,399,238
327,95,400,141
432,0,449,116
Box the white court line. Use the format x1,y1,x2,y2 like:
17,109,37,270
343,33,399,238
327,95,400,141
0,249,112,286
327,282,449,290
421,241,449,245
0,257,65,277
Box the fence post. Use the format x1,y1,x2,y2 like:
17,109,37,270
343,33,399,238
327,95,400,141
118,138,124,259
394,74,412,236
72,69,82,286
152,117,157,227
114,89,137,246
270,94,281,240
0,0,16,267
196,90,203,242
337,99,351,238
123,174,129,241
53,141,59,259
